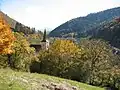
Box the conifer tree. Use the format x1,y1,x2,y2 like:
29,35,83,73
42,29,46,42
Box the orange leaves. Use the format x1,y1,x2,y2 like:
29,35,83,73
0,14,15,54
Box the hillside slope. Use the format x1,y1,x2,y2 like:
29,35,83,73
49,7,120,37
0,69,104,90
0,11,17,29
87,18,120,49
0,11,38,34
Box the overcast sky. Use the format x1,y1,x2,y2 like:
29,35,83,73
1,0,120,31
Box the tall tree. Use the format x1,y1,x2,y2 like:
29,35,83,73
41,29,46,42
11,32,36,71
79,39,115,85
0,13,15,54
38,39,82,77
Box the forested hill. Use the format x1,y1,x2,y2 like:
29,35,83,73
0,11,17,29
0,11,42,34
88,18,120,49
49,7,120,37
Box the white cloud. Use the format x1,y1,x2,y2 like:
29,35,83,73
1,0,120,31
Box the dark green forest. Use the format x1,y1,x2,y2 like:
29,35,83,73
49,7,120,38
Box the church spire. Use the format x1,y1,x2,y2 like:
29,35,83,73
42,29,46,42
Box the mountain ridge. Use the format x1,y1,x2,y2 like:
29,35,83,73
49,7,120,37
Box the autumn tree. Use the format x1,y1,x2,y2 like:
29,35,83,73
79,39,117,85
49,39,81,57
34,39,83,78
0,14,15,54
10,32,37,71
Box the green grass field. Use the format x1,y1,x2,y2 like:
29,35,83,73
0,69,104,90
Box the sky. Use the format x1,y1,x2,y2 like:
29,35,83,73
0,0,120,31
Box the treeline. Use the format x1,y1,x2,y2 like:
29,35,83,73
13,22,43,35
13,22,43,44
0,11,43,35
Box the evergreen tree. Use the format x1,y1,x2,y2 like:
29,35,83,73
42,29,46,42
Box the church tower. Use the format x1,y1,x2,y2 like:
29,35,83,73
41,29,49,50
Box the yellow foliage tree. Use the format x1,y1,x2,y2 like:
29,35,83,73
37,39,83,77
11,32,36,71
50,39,81,57
0,14,15,54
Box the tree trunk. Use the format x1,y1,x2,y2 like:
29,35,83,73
7,54,12,68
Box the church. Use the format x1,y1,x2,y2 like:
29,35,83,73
30,30,50,53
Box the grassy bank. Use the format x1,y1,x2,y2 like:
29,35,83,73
0,69,104,90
